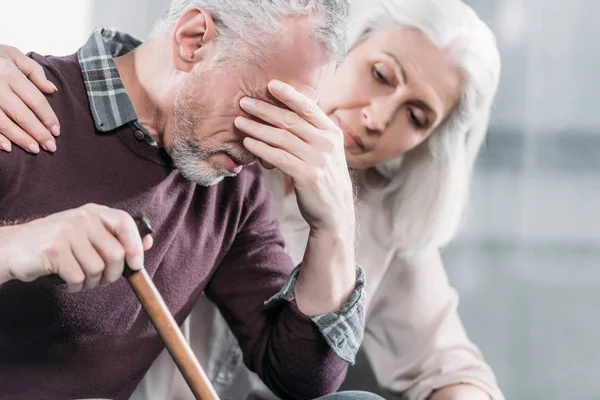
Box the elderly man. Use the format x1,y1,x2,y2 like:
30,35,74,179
0,1,380,400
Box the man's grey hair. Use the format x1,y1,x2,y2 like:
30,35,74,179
155,0,350,64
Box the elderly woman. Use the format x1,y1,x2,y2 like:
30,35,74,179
0,0,503,399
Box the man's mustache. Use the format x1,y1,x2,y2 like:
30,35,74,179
225,146,257,166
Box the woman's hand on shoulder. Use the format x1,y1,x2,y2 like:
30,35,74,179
0,45,60,153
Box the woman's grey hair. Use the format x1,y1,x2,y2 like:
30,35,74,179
350,0,501,249
154,0,349,65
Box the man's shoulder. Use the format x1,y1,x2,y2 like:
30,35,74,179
26,51,92,134
28,52,88,111
28,52,83,90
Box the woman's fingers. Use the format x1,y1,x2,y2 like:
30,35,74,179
0,133,12,152
3,45,58,94
0,45,60,150
0,109,41,153
0,90,56,151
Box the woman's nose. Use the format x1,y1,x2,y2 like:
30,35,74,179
361,97,397,134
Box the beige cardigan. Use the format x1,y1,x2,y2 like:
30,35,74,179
131,168,504,400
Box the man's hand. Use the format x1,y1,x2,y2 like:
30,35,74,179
235,80,356,315
0,204,153,292
429,384,492,400
0,45,60,153
235,79,355,234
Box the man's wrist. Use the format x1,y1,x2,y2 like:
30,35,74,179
294,226,356,315
308,220,355,249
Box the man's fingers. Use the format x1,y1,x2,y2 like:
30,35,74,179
96,207,144,271
0,109,40,153
3,45,58,94
55,250,85,293
142,235,153,252
239,97,315,143
234,116,314,162
267,80,335,131
259,159,276,170
0,90,56,151
243,137,304,178
89,220,128,285
71,237,105,290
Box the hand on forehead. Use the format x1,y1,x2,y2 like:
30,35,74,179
243,20,336,104
172,7,335,106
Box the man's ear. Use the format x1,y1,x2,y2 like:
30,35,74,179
171,7,216,72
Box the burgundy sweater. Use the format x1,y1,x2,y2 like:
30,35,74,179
0,53,346,400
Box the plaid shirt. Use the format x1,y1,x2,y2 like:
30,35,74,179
77,27,366,364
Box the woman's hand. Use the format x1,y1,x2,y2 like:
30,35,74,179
429,384,492,400
0,45,60,153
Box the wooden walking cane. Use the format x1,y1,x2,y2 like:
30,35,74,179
50,214,220,400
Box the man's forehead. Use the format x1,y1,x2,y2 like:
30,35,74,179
246,74,327,109
250,20,335,102
248,58,335,106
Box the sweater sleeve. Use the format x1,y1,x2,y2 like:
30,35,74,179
204,173,354,400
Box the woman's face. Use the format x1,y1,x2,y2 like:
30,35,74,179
319,27,464,170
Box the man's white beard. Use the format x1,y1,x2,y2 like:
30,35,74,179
171,71,257,186
171,142,235,187
171,96,237,186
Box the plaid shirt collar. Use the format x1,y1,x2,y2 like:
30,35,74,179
78,27,156,146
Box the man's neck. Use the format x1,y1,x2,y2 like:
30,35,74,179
114,36,175,152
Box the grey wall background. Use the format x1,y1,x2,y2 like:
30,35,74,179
91,1,600,399
447,1,600,399
449,1,600,399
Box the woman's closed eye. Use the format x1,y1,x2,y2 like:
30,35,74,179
370,62,430,129
371,63,394,86
407,107,427,129
372,66,388,85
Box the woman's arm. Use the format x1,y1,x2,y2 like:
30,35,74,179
0,45,60,152
363,250,504,400
429,383,491,400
